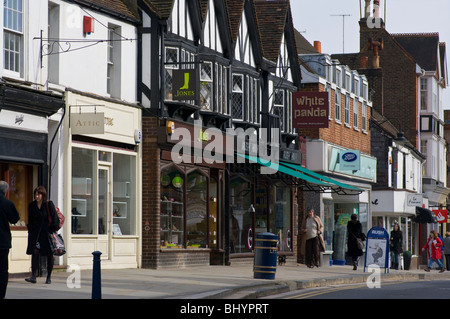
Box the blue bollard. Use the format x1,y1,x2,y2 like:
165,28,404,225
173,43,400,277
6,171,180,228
92,251,102,299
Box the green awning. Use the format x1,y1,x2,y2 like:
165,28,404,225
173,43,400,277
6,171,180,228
235,153,363,194
281,162,364,192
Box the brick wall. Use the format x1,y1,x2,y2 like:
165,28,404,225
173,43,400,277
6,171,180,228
358,19,419,148
299,83,371,154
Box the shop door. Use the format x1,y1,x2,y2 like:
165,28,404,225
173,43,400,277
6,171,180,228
98,166,112,259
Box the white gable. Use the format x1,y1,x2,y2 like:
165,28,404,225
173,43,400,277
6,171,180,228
171,0,194,41
234,12,255,67
203,0,223,53
276,33,292,81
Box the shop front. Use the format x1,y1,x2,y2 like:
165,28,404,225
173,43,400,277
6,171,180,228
306,141,376,266
64,90,142,269
0,84,64,273
229,171,295,261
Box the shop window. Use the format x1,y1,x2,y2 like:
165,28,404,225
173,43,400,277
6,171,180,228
0,162,33,227
112,153,136,235
269,184,292,251
186,170,208,248
230,176,253,253
72,148,95,234
255,185,268,233
160,164,184,248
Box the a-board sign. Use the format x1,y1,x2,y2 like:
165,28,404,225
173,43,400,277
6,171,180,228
364,226,390,273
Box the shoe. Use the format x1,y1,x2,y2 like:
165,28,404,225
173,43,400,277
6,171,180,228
25,277,36,284
424,268,430,272
439,268,445,273
45,277,51,284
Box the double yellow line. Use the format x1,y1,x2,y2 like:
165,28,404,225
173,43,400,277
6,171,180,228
285,281,406,299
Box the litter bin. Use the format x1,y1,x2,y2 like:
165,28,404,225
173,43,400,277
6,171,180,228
253,232,278,279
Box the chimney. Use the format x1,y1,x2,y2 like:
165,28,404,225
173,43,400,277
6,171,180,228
360,56,368,68
314,41,322,53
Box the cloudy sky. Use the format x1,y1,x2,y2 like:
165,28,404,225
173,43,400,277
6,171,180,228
289,0,450,107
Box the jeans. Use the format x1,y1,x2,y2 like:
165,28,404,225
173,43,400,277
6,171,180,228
428,258,443,269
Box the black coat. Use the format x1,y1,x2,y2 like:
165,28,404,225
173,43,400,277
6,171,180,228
390,230,403,254
0,192,20,249
347,220,364,257
26,200,59,256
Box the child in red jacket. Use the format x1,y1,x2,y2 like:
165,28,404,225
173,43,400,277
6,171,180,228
422,230,445,272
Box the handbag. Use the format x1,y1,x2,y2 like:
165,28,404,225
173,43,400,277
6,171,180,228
48,232,66,256
356,237,365,250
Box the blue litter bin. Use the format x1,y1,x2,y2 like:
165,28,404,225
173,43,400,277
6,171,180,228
253,232,278,279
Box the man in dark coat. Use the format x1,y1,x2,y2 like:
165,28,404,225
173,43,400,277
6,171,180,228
0,181,20,299
347,214,364,270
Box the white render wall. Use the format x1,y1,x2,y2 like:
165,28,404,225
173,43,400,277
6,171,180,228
47,0,137,103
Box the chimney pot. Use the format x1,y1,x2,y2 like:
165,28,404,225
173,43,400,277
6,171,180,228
314,41,322,53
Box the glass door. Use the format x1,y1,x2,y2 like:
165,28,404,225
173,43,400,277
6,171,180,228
98,166,111,259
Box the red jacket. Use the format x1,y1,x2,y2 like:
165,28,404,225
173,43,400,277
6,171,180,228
423,237,443,260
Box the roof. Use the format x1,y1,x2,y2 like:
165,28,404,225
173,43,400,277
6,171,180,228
294,28,319,55
392,33,440,72
253,0,290,62
70,0,140,22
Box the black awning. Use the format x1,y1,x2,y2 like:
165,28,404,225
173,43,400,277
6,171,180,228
0,84,64,117
413,207,437,223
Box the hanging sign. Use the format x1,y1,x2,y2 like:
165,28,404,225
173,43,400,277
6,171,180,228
71,113,105,135
172,69,197,100
433,209,448,223
364,226,390,273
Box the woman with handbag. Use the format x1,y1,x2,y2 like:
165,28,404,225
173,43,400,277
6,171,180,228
25,186,59,284
347,214,364,270
301,208,324,268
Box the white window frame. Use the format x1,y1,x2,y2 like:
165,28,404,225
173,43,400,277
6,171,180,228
3,0,24,76
335,89,341,122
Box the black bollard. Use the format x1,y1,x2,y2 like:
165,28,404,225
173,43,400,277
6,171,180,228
92,251,102,299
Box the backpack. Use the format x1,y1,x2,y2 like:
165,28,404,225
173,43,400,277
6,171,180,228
47,201,65,231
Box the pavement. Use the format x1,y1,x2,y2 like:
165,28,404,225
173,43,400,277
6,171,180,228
4,261,450,300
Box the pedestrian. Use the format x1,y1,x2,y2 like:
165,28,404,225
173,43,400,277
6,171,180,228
347,214,365,270
389,223,403,270
301,208,324,268
442,232,450,271
422,230,445,273
25,186,60,284
0,181,20,299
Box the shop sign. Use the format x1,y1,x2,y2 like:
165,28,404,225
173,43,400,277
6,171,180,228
292,92,329,128
432,209,448,223
71,113,105,135
172,69,197,101
340,150,360,170
406,193,423,206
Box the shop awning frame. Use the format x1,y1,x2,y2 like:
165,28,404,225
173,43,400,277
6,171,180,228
235,153,364,194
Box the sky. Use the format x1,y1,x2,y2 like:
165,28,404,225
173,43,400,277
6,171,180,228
289,0,450,108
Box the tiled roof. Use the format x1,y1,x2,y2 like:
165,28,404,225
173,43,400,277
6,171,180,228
71,0,140,22
253,0,289,62
143,0,175,20
392,33,440,72
225,0,245,42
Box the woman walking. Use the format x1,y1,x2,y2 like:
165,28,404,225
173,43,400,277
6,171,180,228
347,214,364,270
422,230,445,273
25,186,60,284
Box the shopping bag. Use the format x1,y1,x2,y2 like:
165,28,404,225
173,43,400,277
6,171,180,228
48,232,66,256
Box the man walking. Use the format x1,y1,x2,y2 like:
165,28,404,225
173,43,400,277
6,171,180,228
0,181,20,299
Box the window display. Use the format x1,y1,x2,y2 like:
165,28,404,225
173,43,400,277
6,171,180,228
230,176,253,253
160,164,184,248
269,184,292,251
186,170,208,248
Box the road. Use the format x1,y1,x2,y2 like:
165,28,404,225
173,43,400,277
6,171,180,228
264,279,450,299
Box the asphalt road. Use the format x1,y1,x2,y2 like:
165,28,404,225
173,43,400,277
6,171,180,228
265,279,450,299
